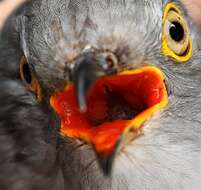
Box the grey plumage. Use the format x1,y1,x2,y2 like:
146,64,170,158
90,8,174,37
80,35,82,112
1,0,201,189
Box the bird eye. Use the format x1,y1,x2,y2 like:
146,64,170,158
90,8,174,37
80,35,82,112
19,56,42,101
162,3,192,62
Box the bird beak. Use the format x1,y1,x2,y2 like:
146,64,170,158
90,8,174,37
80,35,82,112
50,53,168,175
72,52,117,113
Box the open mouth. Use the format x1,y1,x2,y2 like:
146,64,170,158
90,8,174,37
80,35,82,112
50,66,168,157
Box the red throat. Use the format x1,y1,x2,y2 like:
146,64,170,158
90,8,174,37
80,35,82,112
50,66,168,157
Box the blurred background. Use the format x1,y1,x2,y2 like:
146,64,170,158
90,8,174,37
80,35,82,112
0,0,25,29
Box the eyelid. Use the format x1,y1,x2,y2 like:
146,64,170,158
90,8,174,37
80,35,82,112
164,14,189,55
162,3,193,62
19,56,43,102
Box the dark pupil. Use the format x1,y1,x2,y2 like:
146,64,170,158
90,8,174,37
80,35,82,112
22,63,32,84
169,21,184,42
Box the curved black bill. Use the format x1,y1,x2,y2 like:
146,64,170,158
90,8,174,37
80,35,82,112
73,53,117,112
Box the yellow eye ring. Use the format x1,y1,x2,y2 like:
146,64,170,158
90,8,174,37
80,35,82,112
162,3,192,62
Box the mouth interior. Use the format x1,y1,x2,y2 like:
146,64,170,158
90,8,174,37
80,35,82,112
51,66,168,155
88,84,146,126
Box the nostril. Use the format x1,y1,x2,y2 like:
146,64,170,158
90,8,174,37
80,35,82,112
106,54,116,69
99,52,118,75
104,52,118,69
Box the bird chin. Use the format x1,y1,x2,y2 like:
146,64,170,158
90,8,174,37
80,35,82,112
50,65,168,174
62,120,199,190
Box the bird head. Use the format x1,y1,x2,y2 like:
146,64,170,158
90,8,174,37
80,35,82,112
1,0,201,189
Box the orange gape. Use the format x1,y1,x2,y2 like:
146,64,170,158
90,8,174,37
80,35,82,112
50,66,168,157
